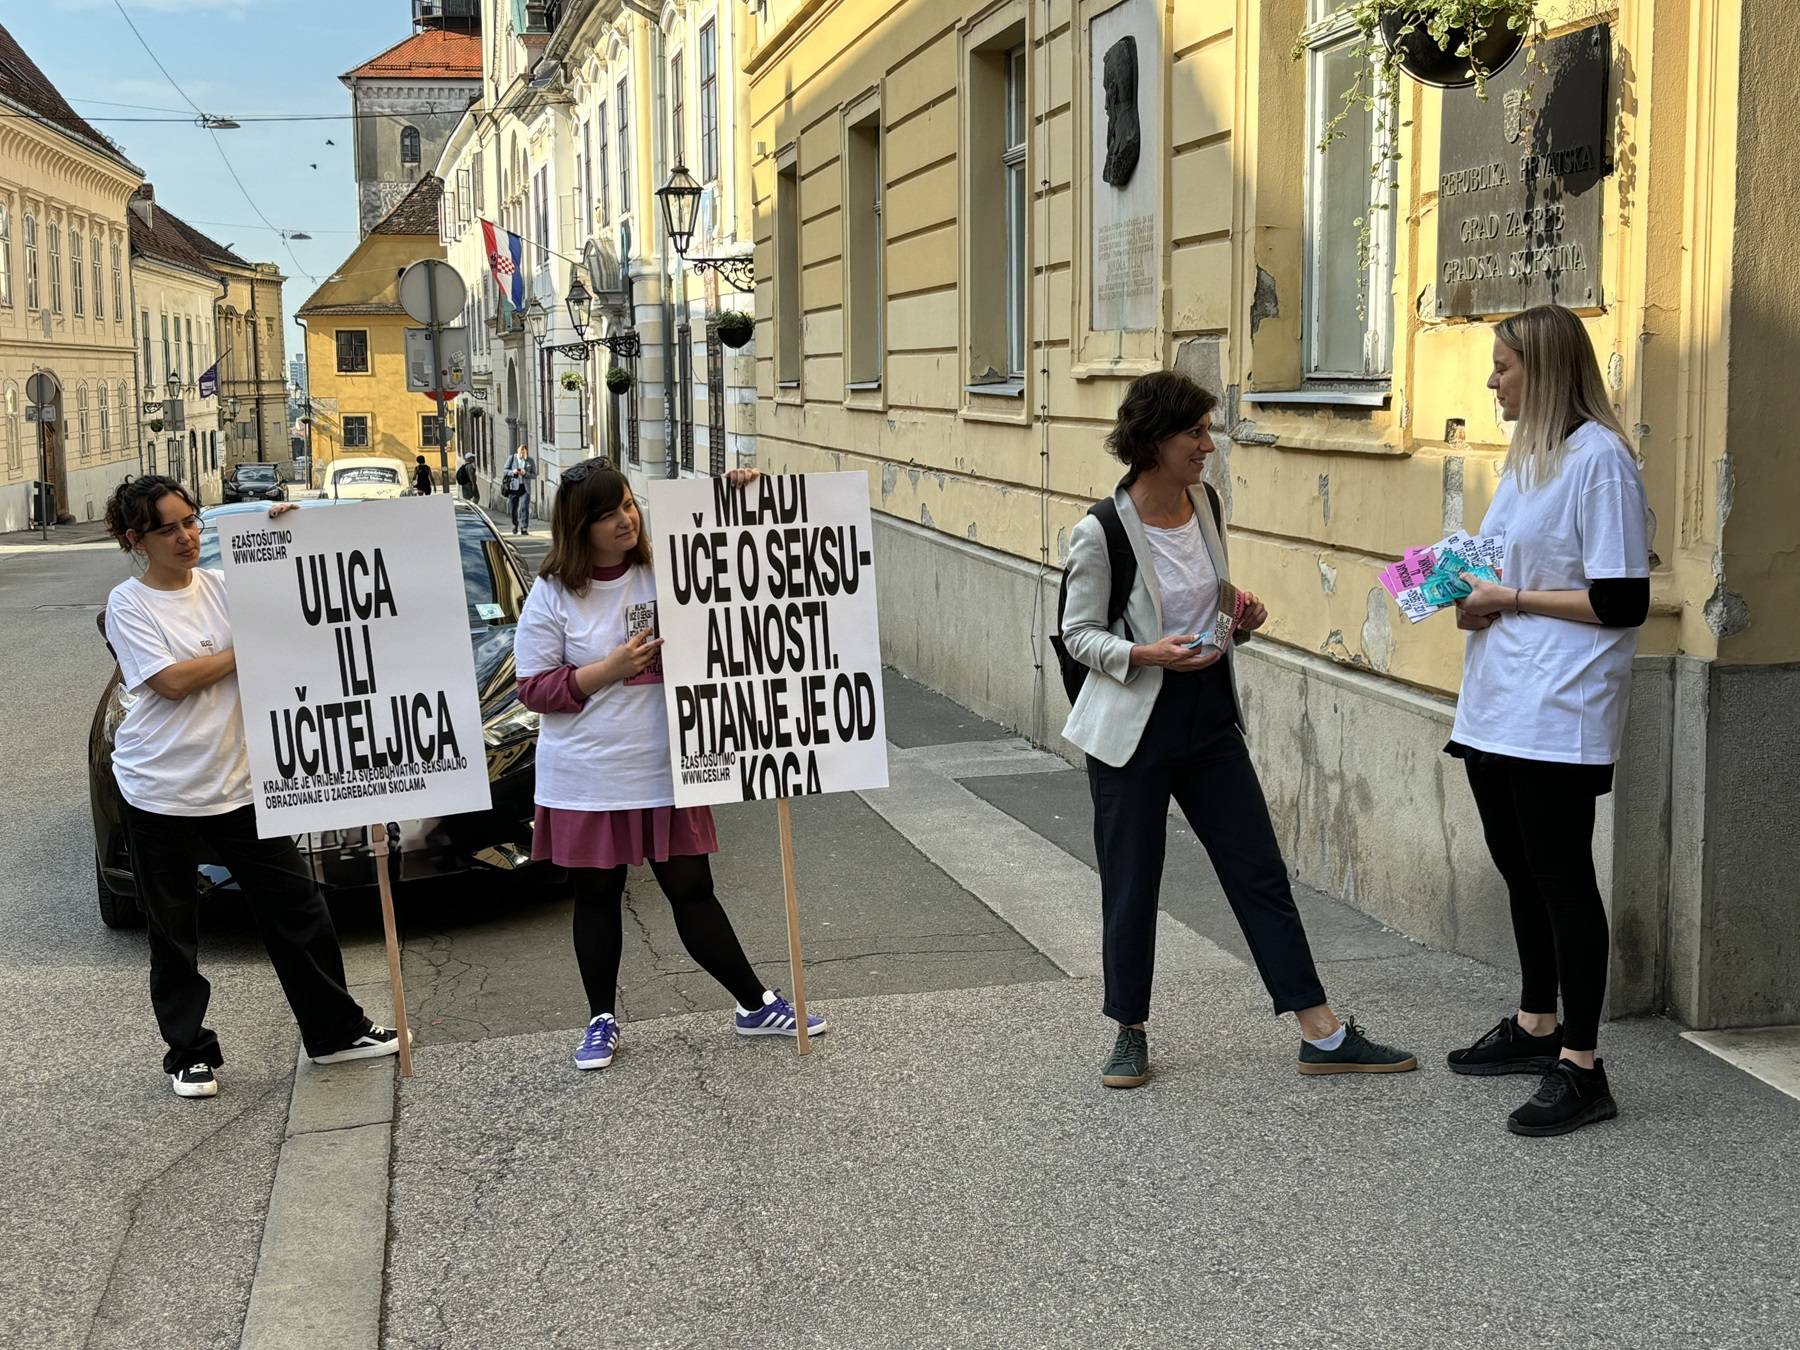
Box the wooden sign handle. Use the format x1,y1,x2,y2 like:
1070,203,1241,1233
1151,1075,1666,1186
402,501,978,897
775,798,812,1056
369,823,415,1078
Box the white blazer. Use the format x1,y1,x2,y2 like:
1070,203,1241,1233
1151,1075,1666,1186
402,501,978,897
1059,482,1246,768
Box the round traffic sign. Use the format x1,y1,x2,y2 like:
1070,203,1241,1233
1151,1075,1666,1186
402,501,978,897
398,259,468,326
25,371,60,406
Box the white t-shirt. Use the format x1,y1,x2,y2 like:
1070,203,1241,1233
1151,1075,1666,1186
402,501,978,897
1452,422,1651,765
104,568,254,816
514,566,673,811
1142,515,1220,639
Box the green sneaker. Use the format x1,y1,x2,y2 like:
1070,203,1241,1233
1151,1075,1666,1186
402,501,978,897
1102,1025,1149,1089
1297,1016,1418,1075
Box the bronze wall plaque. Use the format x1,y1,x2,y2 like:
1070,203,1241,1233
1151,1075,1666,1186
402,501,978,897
1436,25,1611,318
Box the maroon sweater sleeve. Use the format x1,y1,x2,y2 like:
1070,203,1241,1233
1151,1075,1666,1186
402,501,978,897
517,664,588,713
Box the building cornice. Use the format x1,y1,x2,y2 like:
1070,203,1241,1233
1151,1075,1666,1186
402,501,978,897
0,98,142,208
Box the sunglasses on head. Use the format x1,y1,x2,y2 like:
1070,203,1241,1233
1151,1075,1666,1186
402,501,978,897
561,456,615,485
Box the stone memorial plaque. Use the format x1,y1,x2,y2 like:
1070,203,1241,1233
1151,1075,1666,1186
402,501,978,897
1090,0,1161,333
1437,25,1610,318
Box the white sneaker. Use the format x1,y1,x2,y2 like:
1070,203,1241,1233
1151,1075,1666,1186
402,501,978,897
171,1063,219,1098
312,1024,410,1065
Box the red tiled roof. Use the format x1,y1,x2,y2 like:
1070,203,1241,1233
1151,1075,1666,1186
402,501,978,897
0,22,138,170
128,186,224,281
342,29,482,81
370,174,444,236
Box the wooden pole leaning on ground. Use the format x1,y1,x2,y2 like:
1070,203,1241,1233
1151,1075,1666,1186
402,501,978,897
368,823,415,1078
775,798,812,1056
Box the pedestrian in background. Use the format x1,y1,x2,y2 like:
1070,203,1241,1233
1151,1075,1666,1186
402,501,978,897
455,455,478,502
513,458,825,1071
1059,371,1416,1089
100,476,405,1099
502,444,535,535
1445,303,1651,1137
412,455,434,495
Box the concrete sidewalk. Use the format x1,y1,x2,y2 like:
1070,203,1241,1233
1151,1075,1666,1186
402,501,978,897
376,674,1800,1350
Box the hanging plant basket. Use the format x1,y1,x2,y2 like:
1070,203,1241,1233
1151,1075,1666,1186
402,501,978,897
715,310,755,349
1378,4,1525,89
604,366,634,395
559,369,586,393
147,418,164,433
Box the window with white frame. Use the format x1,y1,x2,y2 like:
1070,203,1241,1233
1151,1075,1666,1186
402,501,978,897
117,387,128,452
0,203,11,308
97,381,110,449
616,79,631,215
47,221,62,313
1003,45,1027,380
139,308,152,380
69,229,83,316
596,103,610,222
5,387,19,471
964,26,1029,392
75,385,88,454
699,22,719,183
91,231,104,321
23,213,37,311
161,312,172,379
844,106,884,388
579,118,592,223
421,413,448,447
671,51,686,169
1301,0,1396,379
110,241,122,320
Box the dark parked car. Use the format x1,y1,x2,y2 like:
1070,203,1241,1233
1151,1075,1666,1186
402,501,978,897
222,462,287,504
89,499,547,927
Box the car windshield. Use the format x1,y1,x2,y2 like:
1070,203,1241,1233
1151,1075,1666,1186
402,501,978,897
237,466,279,483
196,506,525,628
333,466,400,485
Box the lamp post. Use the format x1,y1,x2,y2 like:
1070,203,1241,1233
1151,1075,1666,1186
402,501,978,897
164,370,188,489
220,393,239,476
552,272,640,460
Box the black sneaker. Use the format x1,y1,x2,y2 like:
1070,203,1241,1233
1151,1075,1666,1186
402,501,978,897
1447,1015,1562,1077
1296,1017,1419,1075
171,1063,218,1098
1507,1059,1618,1137
311,1023,410,1065
1101,1026,1149,1089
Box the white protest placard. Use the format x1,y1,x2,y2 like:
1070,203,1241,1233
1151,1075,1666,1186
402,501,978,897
216,496,493,837
653,471,888,807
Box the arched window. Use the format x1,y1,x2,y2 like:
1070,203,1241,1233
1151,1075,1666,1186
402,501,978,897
69,228,83,316
0,203,12,308
23,213,39,311
75,385,89,455
116,386,129,453
400,126,421,166
97,381,110,449
3,386,19,473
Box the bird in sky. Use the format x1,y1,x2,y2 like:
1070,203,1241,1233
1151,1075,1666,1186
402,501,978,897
326,138,335,146
309,163,318,170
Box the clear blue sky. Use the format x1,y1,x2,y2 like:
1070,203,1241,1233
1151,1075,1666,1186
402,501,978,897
10,0,427,371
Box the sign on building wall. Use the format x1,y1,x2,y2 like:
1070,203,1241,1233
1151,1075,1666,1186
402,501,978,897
1089,0,1162,332
1436,25,1611,318
216,496,493,837
652,472,888,807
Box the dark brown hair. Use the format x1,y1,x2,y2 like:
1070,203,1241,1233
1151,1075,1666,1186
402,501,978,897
1104,370,1219,485
104,474,198,551
539,459,650,592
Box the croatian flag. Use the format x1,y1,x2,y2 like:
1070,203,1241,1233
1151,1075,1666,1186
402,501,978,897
481,219,526,312
198,359,219,398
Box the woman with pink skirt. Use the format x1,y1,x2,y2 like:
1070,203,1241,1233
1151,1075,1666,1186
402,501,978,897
515,459,826,1070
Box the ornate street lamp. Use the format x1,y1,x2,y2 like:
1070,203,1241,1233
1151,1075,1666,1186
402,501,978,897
526,294,550,344
565,272,591,340
546,273,640,361
656,161,752,293
164,369,181,400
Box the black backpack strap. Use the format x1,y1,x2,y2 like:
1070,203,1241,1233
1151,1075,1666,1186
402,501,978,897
1090,497,1137,633
1202,481,1223,532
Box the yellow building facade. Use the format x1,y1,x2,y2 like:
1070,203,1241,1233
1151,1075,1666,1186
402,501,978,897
746,0,1800,1027
297,176,451,484
0,26,143,530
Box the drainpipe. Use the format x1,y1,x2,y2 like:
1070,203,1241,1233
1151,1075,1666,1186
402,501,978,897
649,16,677,480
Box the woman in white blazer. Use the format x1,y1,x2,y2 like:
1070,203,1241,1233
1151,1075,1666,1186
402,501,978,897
1061,371,1417,1090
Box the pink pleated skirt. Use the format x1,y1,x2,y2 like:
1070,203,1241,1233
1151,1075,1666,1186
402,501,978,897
532,804,719,869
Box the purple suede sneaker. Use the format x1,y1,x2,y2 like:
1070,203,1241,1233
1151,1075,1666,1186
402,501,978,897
574,1014,619,1070
734,990,828,1038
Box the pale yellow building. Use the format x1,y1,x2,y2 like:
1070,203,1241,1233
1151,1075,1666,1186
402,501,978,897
746,0,1800,1027
297,176,451,485
0,23,143,529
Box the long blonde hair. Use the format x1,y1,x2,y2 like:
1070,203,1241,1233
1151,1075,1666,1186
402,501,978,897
1494,305,1632,488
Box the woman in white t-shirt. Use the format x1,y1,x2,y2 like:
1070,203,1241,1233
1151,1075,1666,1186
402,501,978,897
514,459,825,1071
101,476,405,1100
1445,304,1652,1138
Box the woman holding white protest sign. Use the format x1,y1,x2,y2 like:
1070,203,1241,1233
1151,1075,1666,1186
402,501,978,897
515,458,825,1071
1445,304,1651,1137
1060,371,1417,1091
101,476,405,1099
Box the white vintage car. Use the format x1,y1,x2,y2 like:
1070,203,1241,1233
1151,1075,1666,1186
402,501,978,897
325,455,409,500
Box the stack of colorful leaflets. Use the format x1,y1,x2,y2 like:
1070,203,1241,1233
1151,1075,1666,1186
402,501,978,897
1189,579,1247,649
1378,531,1505,623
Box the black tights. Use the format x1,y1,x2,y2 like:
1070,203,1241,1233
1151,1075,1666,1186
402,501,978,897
1464,755,1611,1053
572,856,764,1018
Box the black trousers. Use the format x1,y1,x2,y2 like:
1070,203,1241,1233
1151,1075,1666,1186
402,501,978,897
508,488,530,531
1461,752,1612,1053
122,803,368,1073
1087,672,1327,1026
